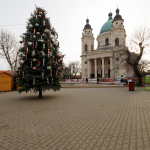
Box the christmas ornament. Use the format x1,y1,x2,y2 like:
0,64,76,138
34,29,36,34
38,62,41,66
36,32,40,35
32,50,35,56
48,49,50,53
43,21,45,25
20,60,24,64
56,33,58,39
28,42,32,46
39,11,42,15
36,10,38,14
26,71,28,73
43,58,46,66
63,67,65,70
51,78,53,83
47,66,51,70
56,71,58,76
47,39,49,47
44,29,49,33
22,72,24,78
42,51,45,56
32,42,34,49
35,23,39,27
47,78,49,84
42,72,44,79
31,61,32,67
19,40,23,43
36,15,37,19
19,70,20,74
33,35,36,38
56,54,59,57
29,24,33,28
38,15,41,18
43,44,45,50
50,69,52,76
33,78,35,85
33,58,36,62
33,67,36,71
35,42,37,48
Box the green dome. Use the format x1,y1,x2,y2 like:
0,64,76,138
100,19,113,34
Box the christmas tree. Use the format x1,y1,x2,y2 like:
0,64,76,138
15,7,64,98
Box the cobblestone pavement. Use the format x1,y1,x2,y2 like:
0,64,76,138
0,88,150,150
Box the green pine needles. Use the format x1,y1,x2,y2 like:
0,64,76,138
15,7,64,97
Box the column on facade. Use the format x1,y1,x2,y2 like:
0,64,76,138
94,58,97,78
110,57,113,78
88,59,91,78
101,57,105,78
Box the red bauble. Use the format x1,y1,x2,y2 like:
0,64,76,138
33,67,36,71
56,54,59,57
38,15,41,18
26,71,28,73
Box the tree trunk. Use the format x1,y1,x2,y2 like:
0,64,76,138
38,90,43,98
133,65,142,86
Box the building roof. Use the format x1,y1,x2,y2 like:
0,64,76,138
100,11,113,34
0,70,14,76
100,19,113,34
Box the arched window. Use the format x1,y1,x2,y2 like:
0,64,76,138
115,38,119,46
91,45,93,51
105,38,109,45
85,44,88,52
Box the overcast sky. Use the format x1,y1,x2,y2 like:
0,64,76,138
0,0,150,70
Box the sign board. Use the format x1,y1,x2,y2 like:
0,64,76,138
145,75,150,84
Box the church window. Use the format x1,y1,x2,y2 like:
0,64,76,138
115,38,119,46
85,61,87,64
85,44,88,52
105,38,109,45
91,45,93,51
89,31,90,33
116,58,119,61
108,61,110,64
116,22,118,24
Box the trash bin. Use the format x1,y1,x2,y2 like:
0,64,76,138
129,82,134,91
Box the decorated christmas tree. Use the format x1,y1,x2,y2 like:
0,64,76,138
15,6,64,98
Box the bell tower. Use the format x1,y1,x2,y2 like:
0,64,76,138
111,7,126,46
81,18,94,55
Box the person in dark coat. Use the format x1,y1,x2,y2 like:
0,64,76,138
86,78,88,83
97,77,99,84
121,78,124,87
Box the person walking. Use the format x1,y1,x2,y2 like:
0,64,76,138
121,78,124,87
86,78,88,83
97,77,99,84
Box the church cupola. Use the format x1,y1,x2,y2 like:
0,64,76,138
84,18,92,29
113,7,123,22
108,11,113,20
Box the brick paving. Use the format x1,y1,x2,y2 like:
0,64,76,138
0,87,150,150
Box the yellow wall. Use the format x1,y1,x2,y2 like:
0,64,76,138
0,73,13,91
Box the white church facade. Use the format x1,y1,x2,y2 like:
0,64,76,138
81,7,134,79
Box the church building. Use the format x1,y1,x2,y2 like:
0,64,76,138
81,7,134,79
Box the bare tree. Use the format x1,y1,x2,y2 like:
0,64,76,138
0,29,20,74
69,60,81,78
118,25,150,86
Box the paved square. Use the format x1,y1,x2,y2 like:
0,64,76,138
0,88,150,150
